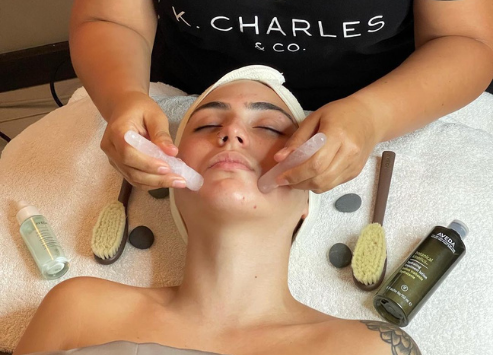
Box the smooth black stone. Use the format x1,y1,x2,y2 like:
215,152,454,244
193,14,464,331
129,226,155,249
148,188,169,199
334,193,362,213
328,243,352,268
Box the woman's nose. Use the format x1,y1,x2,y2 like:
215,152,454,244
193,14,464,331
217,124,248,148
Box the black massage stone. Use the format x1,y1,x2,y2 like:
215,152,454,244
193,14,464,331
328,243,352,268
129,226,155,249
334,193,362,213
148,188,169,199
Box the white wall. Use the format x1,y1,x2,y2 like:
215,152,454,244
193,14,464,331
0,0,74,54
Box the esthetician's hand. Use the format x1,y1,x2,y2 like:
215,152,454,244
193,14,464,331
273,96,382,194
100,91,187,190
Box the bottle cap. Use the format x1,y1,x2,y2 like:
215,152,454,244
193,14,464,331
447,219,469,239
16,201,41,225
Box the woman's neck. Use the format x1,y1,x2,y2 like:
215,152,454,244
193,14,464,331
169,221,306,330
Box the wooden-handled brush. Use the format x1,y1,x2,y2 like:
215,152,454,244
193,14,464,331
91,179,132,264
351,151,396,291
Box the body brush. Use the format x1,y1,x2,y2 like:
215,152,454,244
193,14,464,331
91,179,132,264
351,151,396,291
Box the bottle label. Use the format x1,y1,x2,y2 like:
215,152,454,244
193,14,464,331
385,250,434,310
32,220,62,253
400,250,431,282
383,285,414,308
430,232,456,253
21,216,65,262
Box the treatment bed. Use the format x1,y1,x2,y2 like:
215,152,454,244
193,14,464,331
1,83,492,354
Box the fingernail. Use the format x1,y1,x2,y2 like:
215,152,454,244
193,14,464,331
278,178,290,187
276,147,289,156
172,179,187,188
157,166,169,174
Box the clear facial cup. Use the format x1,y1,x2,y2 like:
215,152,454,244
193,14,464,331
257,133,327,193
124,131,204,191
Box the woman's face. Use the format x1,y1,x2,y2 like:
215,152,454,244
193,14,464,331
175,80,308,223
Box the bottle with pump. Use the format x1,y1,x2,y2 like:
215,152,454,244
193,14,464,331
373,220,467,327
16,201,69,279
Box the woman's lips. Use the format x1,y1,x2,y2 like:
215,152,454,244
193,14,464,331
208,151,255,172
210,161,252,171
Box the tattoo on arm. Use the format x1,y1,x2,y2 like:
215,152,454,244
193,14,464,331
360,320,422,355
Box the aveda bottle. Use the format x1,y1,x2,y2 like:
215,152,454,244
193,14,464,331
373,220,467,326
16,201,69,279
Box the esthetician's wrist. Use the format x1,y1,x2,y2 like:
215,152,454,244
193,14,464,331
344,93,388,145
103,89,151,124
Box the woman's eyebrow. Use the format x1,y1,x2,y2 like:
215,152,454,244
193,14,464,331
246,102,294,123
189,100,295,124
191,101,231,117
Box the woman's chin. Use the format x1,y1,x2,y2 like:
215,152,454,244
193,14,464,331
196,176,265,213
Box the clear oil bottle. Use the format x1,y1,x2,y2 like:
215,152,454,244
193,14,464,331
16,201,69,279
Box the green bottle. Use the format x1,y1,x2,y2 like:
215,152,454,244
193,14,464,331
373,220,467,327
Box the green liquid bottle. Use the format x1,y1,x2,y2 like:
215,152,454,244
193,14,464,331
16,201,69,280
373,220,467,326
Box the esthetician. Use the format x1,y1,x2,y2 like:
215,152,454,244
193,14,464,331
14,67,421,355
69,0,493,193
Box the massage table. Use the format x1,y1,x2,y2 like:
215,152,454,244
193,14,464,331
1,83,492,354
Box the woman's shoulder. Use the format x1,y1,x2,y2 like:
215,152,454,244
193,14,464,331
316,318,421,355
49,276,131,295
45,276,170,327
14,277,162,355
43,277,136,309
48,276,168,303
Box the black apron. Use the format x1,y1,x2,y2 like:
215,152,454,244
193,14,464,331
151,0,415,110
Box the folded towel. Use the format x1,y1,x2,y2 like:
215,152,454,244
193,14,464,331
0,83,492,354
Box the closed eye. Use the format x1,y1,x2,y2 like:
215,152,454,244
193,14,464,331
193,124,221,132
194,125,283,135
256,126,284,135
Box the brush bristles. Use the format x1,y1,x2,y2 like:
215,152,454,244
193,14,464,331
91,201,126,259
351,223,387,285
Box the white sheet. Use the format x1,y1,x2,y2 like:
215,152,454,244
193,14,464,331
0,83,492,354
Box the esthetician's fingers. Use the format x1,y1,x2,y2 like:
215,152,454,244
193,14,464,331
274,137,340,193
145,111,178,157
274,113,320,163
100,92,179,188
109,159,187,190
106,134,187,190
281,144,365,193
275,97,380,193
272,109,333,190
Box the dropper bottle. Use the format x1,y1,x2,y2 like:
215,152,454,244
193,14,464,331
16,201,69,279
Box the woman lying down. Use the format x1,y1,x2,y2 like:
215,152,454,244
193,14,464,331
14,66,421,355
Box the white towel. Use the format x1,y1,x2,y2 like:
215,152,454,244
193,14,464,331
0,83,492,354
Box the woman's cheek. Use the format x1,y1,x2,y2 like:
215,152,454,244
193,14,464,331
178,139,211,172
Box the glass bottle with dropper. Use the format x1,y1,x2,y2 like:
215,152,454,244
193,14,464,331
16,201,69,279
